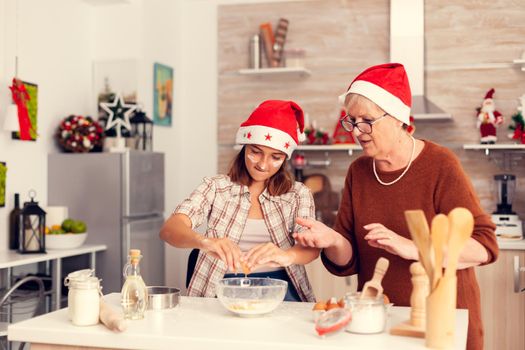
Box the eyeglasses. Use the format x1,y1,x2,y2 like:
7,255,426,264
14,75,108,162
339,113,388,134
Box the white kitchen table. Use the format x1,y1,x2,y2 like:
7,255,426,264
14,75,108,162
8,293,469,350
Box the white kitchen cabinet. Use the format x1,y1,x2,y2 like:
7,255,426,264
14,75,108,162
476,249,525,350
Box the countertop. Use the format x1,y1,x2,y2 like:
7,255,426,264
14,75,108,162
8,293,469,350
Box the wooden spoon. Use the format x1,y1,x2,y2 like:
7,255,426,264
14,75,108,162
430,214,449,290
361,257,389,299
404,210,433,281
444,208,474,278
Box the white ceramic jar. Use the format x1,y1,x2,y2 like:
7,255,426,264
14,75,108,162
344,292,387,334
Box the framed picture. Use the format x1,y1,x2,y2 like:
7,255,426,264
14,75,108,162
0,162,6,207
153,63,173,126
12,81,38,141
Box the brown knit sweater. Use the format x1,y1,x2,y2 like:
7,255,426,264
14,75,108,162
322,140,498,350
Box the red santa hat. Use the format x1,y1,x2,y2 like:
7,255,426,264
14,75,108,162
236,100,305,159
484,88,495,100
338,63,412,125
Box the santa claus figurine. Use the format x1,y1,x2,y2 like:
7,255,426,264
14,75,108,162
477,88,503,144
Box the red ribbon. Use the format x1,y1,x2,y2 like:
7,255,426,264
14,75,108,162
9,78,32,140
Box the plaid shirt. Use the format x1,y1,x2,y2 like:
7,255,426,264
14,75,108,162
174,175,316,302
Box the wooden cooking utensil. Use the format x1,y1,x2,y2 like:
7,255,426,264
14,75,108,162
404,210,433,281
430,214,449,290
361,257,389,299
444,207,474,278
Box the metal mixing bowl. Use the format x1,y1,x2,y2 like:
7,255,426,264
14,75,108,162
147,286,180,310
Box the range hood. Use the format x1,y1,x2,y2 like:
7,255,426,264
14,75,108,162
390,0,452,120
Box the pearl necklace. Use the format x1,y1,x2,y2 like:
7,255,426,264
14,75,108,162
373,135,416,186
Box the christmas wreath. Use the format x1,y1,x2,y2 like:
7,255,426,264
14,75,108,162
56,115,105,153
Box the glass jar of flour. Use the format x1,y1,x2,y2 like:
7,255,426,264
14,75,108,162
65,270,101,326
344,292,387,334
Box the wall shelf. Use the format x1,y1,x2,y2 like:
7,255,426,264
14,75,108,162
463,143,525,155
238,67,311,77
513,58,525,72
463,144,525,170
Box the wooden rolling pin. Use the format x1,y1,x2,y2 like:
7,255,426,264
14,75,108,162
99,300,127,332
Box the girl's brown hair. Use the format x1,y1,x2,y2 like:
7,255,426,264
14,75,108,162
227,146,294,196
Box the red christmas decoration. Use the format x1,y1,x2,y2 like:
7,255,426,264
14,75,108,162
509,111,525,144
9,78,32,140
332,110,355,144
476,88,503,144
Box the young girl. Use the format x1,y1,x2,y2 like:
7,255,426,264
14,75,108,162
160,100,319,301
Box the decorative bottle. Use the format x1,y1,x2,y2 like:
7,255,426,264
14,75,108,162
121,249,148,320
8,193,21,250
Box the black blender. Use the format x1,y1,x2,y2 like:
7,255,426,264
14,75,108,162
491,174,523,239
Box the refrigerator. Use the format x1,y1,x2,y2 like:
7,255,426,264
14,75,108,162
48,151,165,293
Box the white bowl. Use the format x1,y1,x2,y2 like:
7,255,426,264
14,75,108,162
46,233,88,250
216,278,287,317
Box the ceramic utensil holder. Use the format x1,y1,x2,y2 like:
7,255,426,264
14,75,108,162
425,275,457,349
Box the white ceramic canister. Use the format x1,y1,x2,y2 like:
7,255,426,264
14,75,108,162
45,206,69,227
344,292,387,334
68,276,101,326
64,269,96,323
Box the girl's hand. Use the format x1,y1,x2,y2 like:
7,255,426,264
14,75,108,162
242,243,295,271
292,217,341,249
200,237,242,272
363,223,418,261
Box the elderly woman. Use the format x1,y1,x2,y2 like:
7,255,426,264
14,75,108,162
293,63,498,349
160,100,319,302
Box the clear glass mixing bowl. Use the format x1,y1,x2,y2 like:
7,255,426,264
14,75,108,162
216,278,287,317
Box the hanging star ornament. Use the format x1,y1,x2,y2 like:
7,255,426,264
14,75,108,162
100,93,137,138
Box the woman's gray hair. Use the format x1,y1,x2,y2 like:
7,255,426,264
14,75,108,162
344,93,409,127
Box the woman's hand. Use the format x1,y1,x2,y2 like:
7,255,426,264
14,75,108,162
363,223,418,261
292,217,341,249
200,237,242,272
242,243,295,271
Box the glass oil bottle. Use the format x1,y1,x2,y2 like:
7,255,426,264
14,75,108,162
121,249,148,319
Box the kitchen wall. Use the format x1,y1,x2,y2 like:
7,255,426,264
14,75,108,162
1,0,524,295
217,0,525,298
0,0,94,249
217,0,525,219
0,0,217,292
0,0,305,293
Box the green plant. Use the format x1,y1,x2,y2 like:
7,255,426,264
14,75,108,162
0,163,6,207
